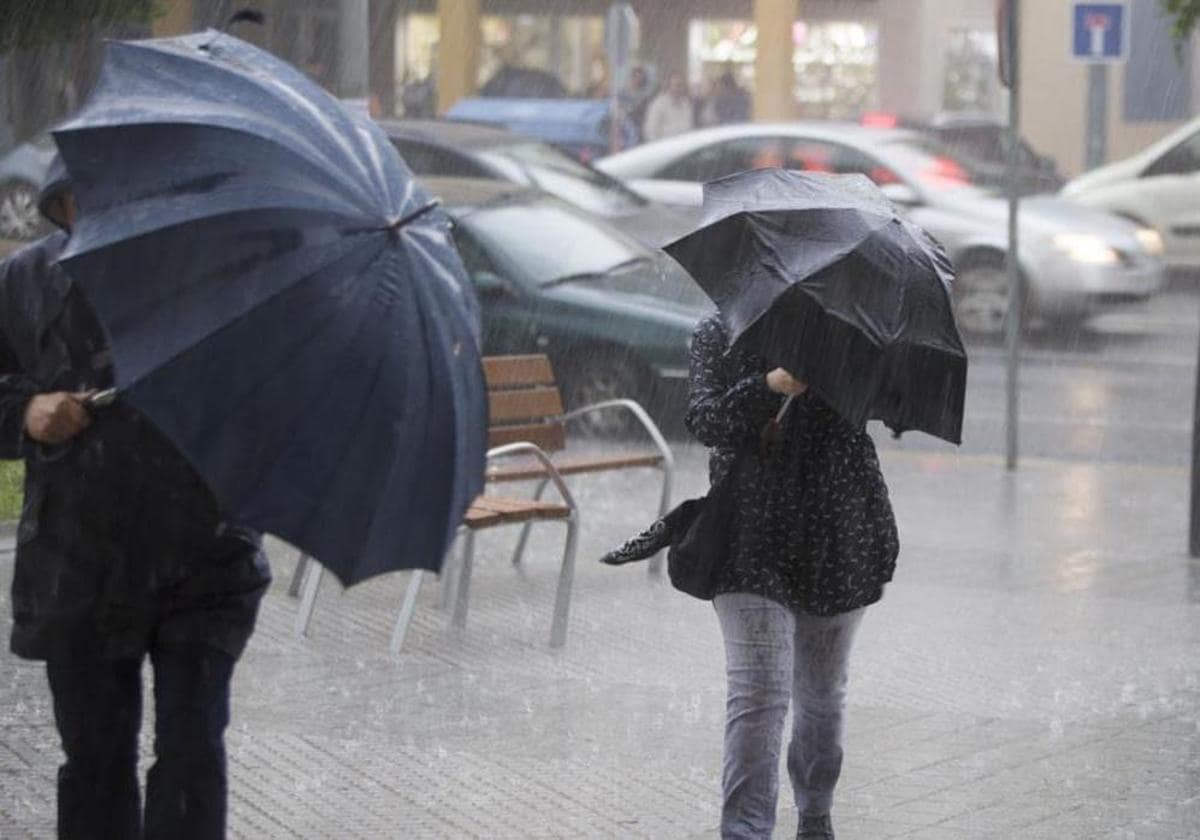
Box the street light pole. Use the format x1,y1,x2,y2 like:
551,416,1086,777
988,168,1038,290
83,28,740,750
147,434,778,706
1004,0,1022,471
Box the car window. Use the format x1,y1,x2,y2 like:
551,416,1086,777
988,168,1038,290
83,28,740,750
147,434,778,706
483,141,647,216
1144,131,1200,177
783,139,902,186
659,137,790,182
391,139,495,179
461,197,646,287
657,136,901,186
879,136,980,192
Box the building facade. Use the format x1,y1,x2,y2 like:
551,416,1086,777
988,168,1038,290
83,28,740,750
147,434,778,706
4,0,1198,177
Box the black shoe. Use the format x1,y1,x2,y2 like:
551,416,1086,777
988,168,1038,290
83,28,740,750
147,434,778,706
600,519,671,565
798,814,834,840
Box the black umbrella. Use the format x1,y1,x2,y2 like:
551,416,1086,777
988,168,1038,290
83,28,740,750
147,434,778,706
51,31,488,586
665,169,967,443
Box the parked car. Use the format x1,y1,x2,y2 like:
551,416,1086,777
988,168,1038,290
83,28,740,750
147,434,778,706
445,97,638,164
424,176,709,430
382,119,694,247
0,135,56,241
863,111,1064,194
597,123,1166,334
1062,114,1200,273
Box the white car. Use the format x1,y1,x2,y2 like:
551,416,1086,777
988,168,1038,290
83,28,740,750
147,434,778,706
1062,115,1200,272
597,123,1167,334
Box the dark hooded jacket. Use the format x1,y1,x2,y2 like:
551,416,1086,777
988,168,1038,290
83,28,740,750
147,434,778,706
0,174,269,662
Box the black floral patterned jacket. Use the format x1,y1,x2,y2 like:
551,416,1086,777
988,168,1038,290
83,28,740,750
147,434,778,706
684,315,898,616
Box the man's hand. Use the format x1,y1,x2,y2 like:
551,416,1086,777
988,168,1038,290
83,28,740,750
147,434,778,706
766,368,808,397
23,392,93,445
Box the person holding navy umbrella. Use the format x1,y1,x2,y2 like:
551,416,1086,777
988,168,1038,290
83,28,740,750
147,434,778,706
0,159,270,840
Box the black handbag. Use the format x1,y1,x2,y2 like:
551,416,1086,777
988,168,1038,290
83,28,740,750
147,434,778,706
665,471,735,600
600,470,736,601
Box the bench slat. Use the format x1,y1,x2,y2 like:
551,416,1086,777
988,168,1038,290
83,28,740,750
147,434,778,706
487,450,664,482
488,386,563,423
465,494,570,528
487,422,567,452
483,355,556,388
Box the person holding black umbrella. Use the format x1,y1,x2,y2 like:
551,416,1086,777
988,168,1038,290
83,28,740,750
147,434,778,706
686,314,899,840
668,170,964,840
0,159,270,839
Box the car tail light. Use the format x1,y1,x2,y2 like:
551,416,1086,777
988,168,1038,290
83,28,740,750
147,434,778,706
861,111,898,129
919,155,971,189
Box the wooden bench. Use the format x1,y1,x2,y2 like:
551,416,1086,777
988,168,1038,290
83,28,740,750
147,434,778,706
480,354,675,572
290,353,674,652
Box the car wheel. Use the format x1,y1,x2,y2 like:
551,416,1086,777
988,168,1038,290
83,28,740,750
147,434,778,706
560,353,649,438
0,180,45,241
954,257,1017,336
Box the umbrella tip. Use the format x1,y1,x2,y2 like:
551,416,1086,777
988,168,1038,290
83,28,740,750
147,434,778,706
386,199,442,232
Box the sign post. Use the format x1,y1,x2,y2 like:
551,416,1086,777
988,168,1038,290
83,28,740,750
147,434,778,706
998,0,1022,470
605,2,639,155
1071,3,1129,168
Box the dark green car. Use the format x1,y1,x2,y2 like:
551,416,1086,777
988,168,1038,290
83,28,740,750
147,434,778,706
425,177,710,430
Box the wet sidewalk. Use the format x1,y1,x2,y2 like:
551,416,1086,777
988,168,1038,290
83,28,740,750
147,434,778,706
2,441,1199,838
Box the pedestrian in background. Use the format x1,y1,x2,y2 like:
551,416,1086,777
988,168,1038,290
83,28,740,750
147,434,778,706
643,72,696,142
0,159,270,840
710,68,752,125
685,315,899,840
620,64,655,139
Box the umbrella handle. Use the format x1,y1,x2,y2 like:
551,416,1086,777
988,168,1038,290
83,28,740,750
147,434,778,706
760,394,796,456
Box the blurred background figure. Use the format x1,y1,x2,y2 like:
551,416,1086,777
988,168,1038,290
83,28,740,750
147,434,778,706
620,64,654,139
709,68,752,125
643,71,695,142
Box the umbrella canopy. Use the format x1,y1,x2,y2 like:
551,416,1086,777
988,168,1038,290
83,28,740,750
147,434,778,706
50,31,487,586
665,168,967,444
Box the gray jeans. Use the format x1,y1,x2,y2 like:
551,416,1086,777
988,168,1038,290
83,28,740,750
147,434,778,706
714,593,865,839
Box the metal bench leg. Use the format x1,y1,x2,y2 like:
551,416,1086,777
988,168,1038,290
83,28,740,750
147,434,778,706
389,570,426,657
549,513,580,648
510,477,551,567
647,460,676,577
438,531,464,610
295,561,324,638
451,529,477,629
288,552,311,597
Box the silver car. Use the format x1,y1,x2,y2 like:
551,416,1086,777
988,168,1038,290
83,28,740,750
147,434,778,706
597,123,1166,334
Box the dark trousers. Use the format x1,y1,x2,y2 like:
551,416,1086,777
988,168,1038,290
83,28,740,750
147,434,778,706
46,642,235,840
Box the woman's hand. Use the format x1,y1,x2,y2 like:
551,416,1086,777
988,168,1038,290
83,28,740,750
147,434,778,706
23,392,93,445
766,368,808,397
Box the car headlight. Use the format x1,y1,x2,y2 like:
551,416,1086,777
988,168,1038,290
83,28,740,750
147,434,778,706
1052,233,1119,265
1135,227,1164,257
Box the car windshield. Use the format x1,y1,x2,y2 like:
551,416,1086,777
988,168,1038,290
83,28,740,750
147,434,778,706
879,136,994,196
463,197,646,287
462,197,707,307
482,142,648,216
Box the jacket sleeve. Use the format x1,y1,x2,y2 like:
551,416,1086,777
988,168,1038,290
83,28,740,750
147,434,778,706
0,247,40,461
684,317,780,450
0,325,35,460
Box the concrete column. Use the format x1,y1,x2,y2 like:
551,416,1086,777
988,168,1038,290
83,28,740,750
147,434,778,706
152,0,194,36
754,0,797,121
437,0,480,115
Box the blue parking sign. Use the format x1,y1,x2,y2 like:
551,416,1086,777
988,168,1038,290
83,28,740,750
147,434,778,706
1072,2,1129,62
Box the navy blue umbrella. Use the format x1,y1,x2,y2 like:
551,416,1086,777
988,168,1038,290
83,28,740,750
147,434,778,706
50,31,487,586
